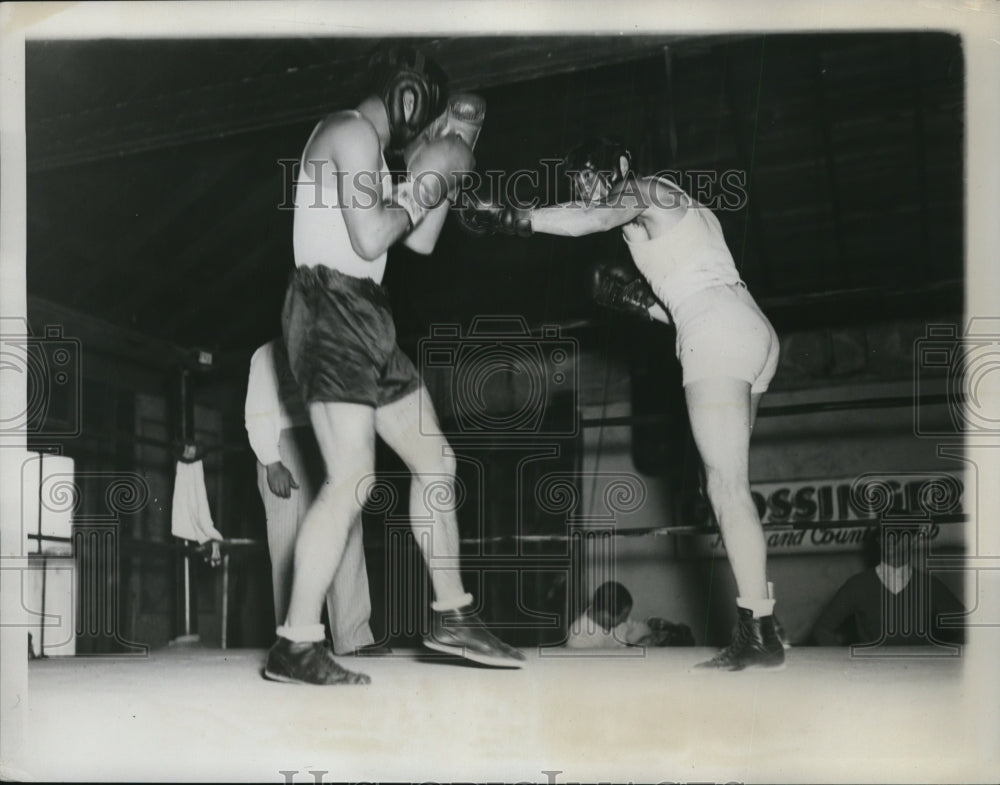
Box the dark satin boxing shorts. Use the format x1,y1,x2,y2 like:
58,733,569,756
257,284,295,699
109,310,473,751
281,265,421,407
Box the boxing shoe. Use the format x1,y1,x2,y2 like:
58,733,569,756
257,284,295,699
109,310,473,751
352,643,394,657
766,581,791,650
264,637,371,685
695,607,785,671
773,614,792,650
424,604,526,668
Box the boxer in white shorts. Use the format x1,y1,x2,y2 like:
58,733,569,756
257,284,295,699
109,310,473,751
461,138,783,670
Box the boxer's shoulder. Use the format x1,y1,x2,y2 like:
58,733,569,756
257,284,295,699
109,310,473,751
313,111,375,144
642,176,690,226
643,175,688,208
604,175,677,215
308,111,381,168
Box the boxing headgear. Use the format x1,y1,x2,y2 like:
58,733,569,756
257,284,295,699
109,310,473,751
367,45,448,152
564,137,633,195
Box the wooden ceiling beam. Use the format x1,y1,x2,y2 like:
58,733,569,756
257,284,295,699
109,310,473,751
27,35,710,172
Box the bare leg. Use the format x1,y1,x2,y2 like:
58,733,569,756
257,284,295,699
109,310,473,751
687,378,784,670
264,401,376,684
375,387,524,667
685,377,767,601
284,402,376,627
750,391,763,430
374,389,465,606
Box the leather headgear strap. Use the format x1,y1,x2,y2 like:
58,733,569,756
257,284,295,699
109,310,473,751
367,45,448,152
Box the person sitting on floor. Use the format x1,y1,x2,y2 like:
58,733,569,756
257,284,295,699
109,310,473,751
566,581,694,649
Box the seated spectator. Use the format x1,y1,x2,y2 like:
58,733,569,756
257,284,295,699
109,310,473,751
566,581,694,649
811,528,965,646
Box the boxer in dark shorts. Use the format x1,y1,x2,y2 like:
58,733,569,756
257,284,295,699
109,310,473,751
460,138,785,671
263,46,524,686
282,265,419,408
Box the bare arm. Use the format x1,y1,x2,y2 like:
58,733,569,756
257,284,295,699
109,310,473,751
529,177,676,237
401,200,450,255
321,116,412,261
530,200,646,237
623,618,653,645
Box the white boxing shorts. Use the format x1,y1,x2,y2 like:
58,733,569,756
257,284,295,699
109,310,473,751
670,282,779,393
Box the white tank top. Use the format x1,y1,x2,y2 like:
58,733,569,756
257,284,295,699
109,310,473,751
623,180,742,312
292,114,392,283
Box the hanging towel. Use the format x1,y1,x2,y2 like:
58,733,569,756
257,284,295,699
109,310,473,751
170,459,224,544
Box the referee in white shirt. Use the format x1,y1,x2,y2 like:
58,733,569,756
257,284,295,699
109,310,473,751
245,339,382,655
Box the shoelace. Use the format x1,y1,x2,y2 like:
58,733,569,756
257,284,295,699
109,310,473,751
316,644,369,683
710,618,753,665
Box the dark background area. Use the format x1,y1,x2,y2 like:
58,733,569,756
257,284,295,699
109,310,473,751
27,33,963,353
24,32,965,651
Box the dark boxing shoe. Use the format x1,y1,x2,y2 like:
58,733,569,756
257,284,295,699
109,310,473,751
424,605,526,668
264,637,371,685
695,607,786,671
773,614,792,650
352,643,394,657
766,582,791,650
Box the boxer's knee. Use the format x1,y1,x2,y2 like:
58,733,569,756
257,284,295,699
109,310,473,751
435,446,457,479
704,469,754,517
350,471,379,509
311,469,374,520
403,436,456,480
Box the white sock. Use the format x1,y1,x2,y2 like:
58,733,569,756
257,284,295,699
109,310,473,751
276,624,325,643
431,592,474,612
737,597,775,619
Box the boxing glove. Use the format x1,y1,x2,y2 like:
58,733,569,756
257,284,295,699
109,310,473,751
499,206,532,237
406,135,476,209
455,195,502,237
406,92,487,157
456,195,532,238
592,264,658,320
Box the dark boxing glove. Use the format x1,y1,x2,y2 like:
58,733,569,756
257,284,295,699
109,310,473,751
456,196,502,237
456,195,533,238
499,206,532,237
644,619,695,647
592,264,658,320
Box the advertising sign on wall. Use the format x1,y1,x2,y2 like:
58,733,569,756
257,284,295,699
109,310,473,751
680,472,965,556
